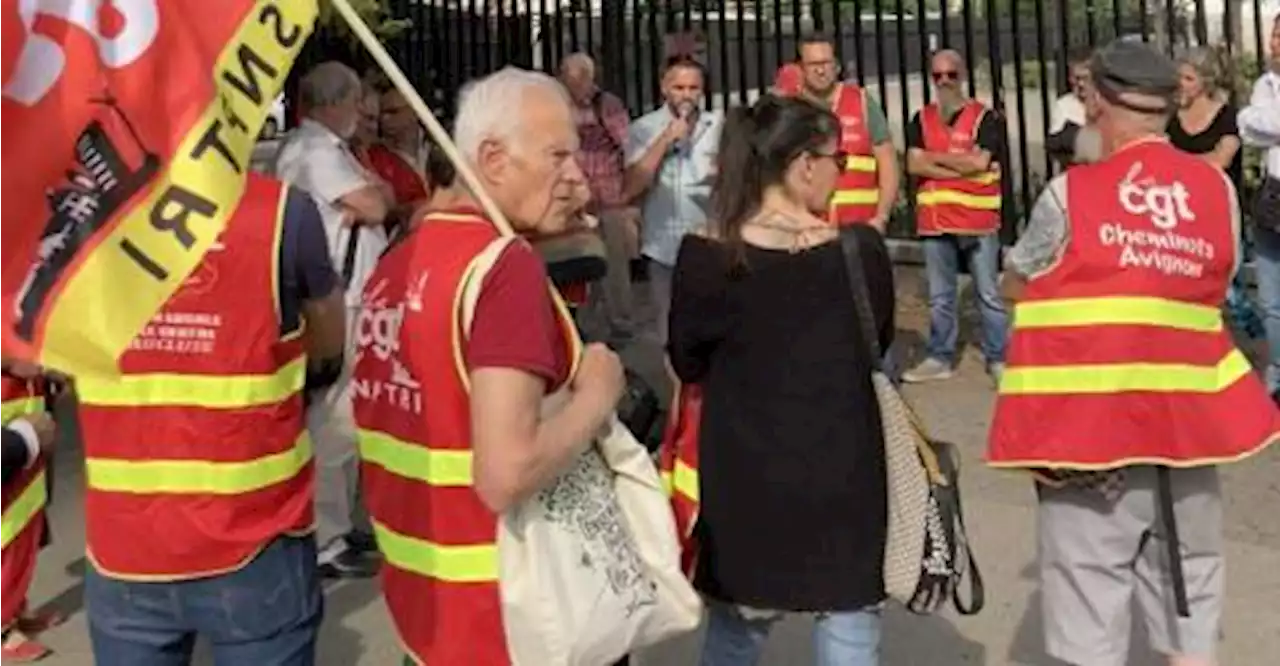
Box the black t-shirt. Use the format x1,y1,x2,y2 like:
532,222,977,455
1168,104,1243,189
906,103,1007,157
278,188,339,336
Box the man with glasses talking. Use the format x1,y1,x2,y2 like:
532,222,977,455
903,49,1009,385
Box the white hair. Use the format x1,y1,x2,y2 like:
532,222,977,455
453,67,570,163
299,61,361,110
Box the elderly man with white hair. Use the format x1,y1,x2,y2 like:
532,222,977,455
351,67,625,665
275,60,392,578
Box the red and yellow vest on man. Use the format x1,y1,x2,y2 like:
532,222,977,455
2,376,46,628
354,211,580,665
829,84,882,226
74,175,313,580
915,101,1002,235
988,139,1280,469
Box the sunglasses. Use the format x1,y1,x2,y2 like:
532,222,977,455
932,70,960,82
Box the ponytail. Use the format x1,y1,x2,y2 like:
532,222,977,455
712,105,764,271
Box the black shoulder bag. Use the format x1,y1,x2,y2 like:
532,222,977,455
837,228,985,616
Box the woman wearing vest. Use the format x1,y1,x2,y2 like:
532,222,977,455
352,68,626,665
794,34,899,232
2,363,60,662
990,41,1280,666
668,95,895,666
902,50,1009,385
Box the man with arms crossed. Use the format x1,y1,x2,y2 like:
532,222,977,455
276,61,392,578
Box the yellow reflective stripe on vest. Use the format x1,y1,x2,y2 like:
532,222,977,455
359,429,472,487
1014,297,1223,333
1,397,43,424
663,459,699,502
1,469,46,548
372,519,497,583
75,356,306,409
844,155,877,172
831,189,880,206
917,189,1002,210
1000,349,1254,395
85,434,311,495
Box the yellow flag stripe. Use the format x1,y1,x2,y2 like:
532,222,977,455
39,0,318,377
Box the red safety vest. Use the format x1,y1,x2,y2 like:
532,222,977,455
1,376,46,628
988,138,1280,469
657,383,701,579
74,175,313,580
829,84,882,226
363,144,429,206
355,211,580,665
915,101,1002,236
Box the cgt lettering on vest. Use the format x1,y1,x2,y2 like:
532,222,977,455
353,279,424,416
1098,162,1215,278
117,1,304,283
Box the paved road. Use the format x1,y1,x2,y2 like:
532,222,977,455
26,267,1280,665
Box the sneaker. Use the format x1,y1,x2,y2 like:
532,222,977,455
2,629,51,663
318,542,378,579
901,358,955,383
988,362,1006,386
344,530,378,555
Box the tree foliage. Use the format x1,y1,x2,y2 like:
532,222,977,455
316,0,412,45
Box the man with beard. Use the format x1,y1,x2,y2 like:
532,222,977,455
275,60,391,578
624,55,723,344
902,49,1009,385
796,34,898,231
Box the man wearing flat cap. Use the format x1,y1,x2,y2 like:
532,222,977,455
988,40,1280,666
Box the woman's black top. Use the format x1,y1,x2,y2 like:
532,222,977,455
1168,103,1243,187
666,226,895,611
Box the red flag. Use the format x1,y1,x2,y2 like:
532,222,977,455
1,0,317,376
658,383,702,579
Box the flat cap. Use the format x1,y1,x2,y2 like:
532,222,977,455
1089,39,1179,113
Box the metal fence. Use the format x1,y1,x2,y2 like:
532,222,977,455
295,0,1277,238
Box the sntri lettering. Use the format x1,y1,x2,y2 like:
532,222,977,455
114,0,307,283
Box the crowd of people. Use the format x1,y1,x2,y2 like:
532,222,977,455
2,15,1279,666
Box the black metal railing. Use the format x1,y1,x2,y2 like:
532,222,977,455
295,0,1273,240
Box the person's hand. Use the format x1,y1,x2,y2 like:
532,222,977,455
661,114,693,146
572,343,625,411
867,215,888,233
26,412,56,457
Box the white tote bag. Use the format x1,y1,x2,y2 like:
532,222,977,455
461,237,702,666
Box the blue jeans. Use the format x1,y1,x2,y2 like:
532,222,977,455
1255,227,1280,393
922,234,1008,365
86,536,323,666
699,601,882,666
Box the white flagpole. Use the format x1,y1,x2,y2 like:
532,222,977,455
327,0,517,239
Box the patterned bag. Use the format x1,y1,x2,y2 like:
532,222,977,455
837,229,984,616
461,237,703,665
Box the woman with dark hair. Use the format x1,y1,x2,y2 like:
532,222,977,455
667,95,895,666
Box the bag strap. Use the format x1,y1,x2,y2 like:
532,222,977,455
460,236,519,337
950,478,986,615
837,228,883,368
340,228,361,289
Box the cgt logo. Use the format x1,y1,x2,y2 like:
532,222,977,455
1118,161,1195,231
5,0,160,106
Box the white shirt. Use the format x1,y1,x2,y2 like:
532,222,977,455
1049,93,1087,134
274,119,388,306
1238,71,1280,177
